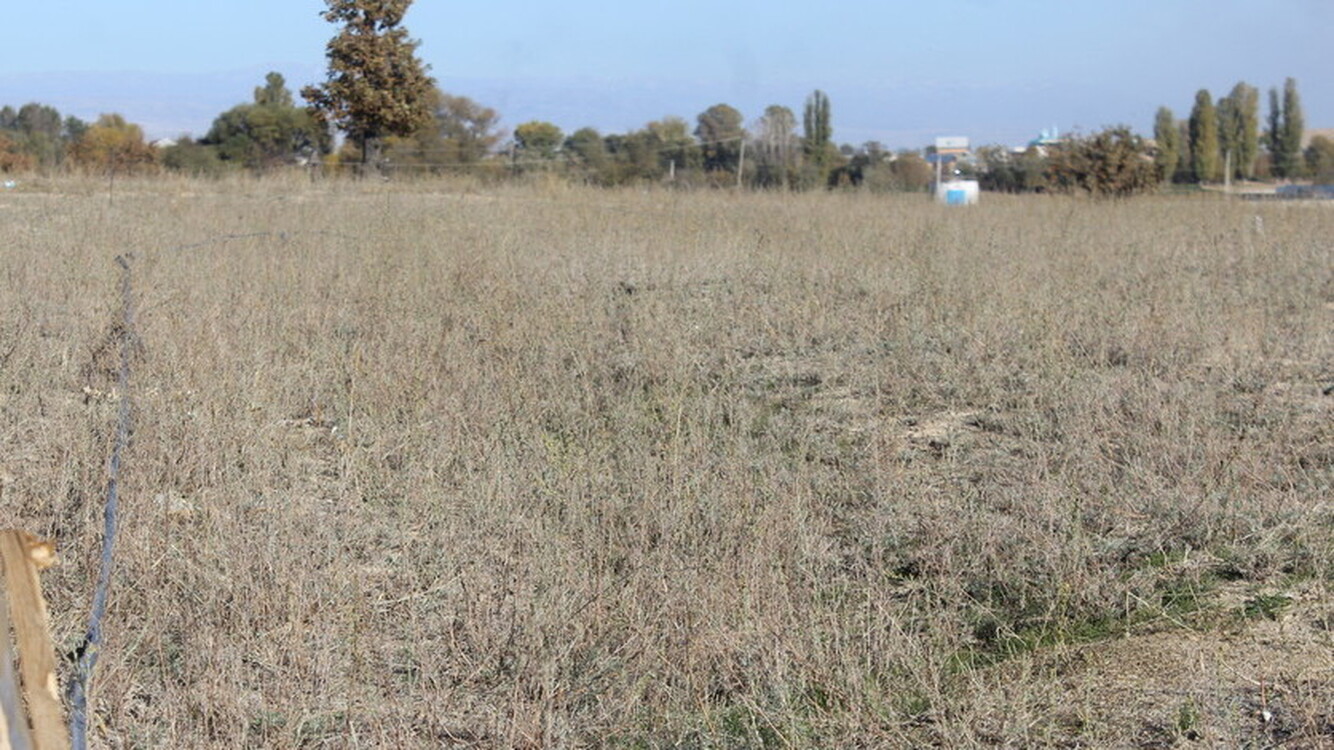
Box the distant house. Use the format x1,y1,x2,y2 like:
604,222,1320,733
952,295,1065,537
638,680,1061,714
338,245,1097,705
1023,127,1064,156
150,138,178,150
927,136,972,169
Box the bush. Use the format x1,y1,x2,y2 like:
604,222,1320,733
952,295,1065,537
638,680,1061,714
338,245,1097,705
1045,126,1160,197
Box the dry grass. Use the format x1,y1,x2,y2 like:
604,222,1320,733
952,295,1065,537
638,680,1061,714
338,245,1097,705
0,174,1330,747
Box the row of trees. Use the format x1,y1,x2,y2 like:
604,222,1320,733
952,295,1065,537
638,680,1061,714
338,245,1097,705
1153,78,1315,183
0,104,159,173
2,0,1328,193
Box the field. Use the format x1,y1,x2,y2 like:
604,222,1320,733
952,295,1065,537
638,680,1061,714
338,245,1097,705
0,175,1330,747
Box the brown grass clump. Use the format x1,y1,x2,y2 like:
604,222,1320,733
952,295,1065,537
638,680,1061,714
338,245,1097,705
0,175,1330,747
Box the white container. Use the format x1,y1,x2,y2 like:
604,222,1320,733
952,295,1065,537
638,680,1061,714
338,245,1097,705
935,179,979,205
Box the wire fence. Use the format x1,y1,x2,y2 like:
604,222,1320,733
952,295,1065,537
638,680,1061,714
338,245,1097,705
66,255,135,750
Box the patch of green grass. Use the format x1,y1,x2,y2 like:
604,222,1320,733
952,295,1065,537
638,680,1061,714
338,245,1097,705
1175,697,1202,740
1240,594,1292,621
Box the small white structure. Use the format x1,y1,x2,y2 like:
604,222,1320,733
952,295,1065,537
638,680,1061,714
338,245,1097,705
935,179,979,205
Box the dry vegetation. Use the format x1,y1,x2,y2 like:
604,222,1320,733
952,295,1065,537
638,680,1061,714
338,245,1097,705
0,174,1330,747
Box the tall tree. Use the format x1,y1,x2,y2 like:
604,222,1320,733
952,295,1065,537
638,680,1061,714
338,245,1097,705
694,103,745,176
1217,91,1241,179
254,72,295,107
1175,121,1191,182
1277,77,1305,178
802,90,834,187
301,0,434,167
1188,89,1220,182
1153,106,1179,184
753,105,799,188
1218,82,1260,180
1266,86,1282,168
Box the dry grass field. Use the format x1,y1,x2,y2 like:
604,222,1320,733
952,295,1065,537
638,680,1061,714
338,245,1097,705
0,175,1330,747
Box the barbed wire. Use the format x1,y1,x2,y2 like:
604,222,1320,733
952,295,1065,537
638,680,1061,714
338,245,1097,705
67,254,135,750
168,229,362,253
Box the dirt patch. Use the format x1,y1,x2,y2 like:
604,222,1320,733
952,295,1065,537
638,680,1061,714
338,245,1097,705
965,581,1334,747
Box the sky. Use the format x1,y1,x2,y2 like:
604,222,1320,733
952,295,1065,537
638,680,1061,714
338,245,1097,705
1,1,1330,149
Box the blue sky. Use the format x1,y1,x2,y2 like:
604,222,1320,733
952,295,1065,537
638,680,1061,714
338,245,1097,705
2,1,1329,148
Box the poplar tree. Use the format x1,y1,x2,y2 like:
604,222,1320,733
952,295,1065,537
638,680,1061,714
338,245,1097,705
1264,86,1285,174
1188,89,1220,182
302,0,434,167
1153,106,1179,184
802,90,834,186
755,105,799,188
1231,82,1259,179
1217,82,1258,180
1278,77,1305,178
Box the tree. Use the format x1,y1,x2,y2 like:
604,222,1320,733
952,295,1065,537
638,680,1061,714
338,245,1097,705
63,116,89,145
1153,106,1180,184
0,132,35,173
301,0,434,167
513,121,564,160
563,127,609,182
381,88,502,171
1188,89,1220,182
206,72,329,168
0,102,81,170
603,117,699,184
1305,135,1334,183
1216,81,1258,179
975,145,1048,193
1266,86,1282,170
160,138,226,176
802,90,835,185
752,105,799,188
887,150,935,192
694,103,744,176
254,72,294,108
432,92,502,164
1277,77,1305,178
1044,126,1159,197
69,114,157,174
1175,120,1192,182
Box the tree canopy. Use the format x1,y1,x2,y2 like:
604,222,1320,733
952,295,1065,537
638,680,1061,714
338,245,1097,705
1188,89,1221,182
514,121,564,160
695,103,744,175
1153,106,1179,183
68,114,157,174
302,0,435,166
802,90,835,185
1045,126,1160,198
207,73,329,168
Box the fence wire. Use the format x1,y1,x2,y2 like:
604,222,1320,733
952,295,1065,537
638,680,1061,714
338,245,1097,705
67,254,135,750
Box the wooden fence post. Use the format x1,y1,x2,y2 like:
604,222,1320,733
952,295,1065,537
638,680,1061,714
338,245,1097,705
0,530,68,750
